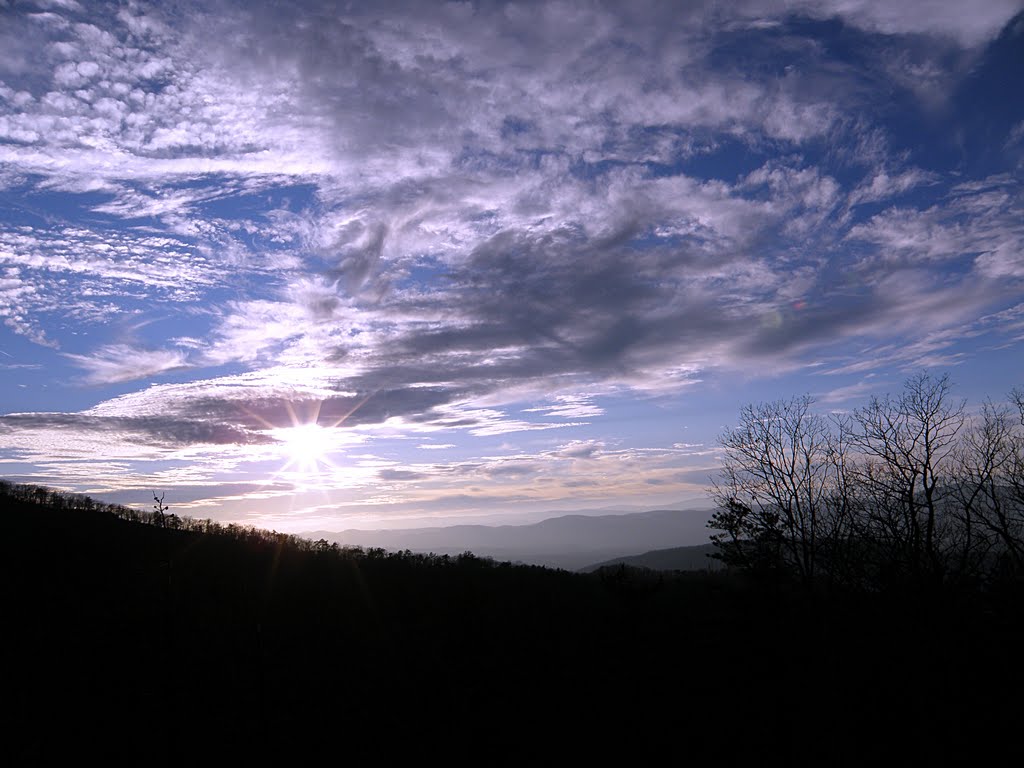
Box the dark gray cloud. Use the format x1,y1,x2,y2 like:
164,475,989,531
0,412,272,447
327,225,755,399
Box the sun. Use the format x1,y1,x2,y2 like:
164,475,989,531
276,423,335,472
253,398,371,487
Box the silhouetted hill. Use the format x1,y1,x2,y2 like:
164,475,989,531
581,542,723,573
311,507,714,569
4,481,1023,765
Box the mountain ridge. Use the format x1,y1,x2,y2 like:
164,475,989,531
580,542,723,573
308,507,714,570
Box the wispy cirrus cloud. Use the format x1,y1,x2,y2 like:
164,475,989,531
64,343,189,384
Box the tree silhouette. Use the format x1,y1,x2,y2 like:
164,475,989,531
153,491,169,527
710,373,1024,591
710,394,848,589
845,372,965,584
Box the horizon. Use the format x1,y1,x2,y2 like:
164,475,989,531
312,502,716,534
2,0,1023,533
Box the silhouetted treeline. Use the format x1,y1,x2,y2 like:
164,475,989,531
4,478,1023,765
710,374,1024,595
0,478,342,553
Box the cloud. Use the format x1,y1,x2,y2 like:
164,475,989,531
847,176,1023,272
798,0,1022,47
0,410,271,448
1,0,1022,523
523,396,606,419
549,440,606,460
65,344,189,384
847,168,937,207
377,468,427,482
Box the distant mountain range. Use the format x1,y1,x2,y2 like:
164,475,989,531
310,507,714,571
580,543,722,573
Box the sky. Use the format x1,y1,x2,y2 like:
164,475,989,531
1,0,1023,534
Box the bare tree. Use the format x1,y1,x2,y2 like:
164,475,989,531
709,394,848,589
710,375,1024,591
844,373,965,584
952,391,1024,579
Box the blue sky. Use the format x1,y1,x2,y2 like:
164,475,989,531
1,0,1023,533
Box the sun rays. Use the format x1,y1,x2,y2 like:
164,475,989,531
275,422,336,474
251,394,379,491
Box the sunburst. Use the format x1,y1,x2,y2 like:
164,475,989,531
276,422,336,473
256,394,377,488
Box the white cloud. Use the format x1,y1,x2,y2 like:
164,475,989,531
65,344,189,384
804,0,1022,47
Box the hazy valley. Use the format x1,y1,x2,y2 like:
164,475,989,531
314,507,718,570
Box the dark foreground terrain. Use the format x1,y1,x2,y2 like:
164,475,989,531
4,485,1022,765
